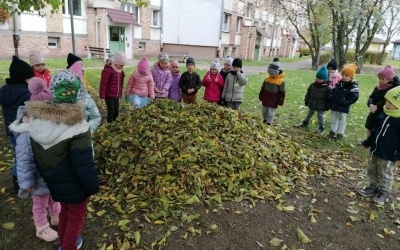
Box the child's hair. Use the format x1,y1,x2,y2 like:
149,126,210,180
29,50,45,66
377,65,394,80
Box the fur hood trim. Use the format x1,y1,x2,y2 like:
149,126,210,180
9,120,30,134
265,72,285,86
26,101,85,124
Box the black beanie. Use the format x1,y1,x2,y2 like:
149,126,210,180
232,58,242,68
9,56,34,81
186,57,195,66
67,53,82,69
327,59,338,70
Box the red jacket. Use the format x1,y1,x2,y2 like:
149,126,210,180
202,71,224,102
34,69,51,87
99,64,125,99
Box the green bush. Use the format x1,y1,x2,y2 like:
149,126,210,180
299,47,311,56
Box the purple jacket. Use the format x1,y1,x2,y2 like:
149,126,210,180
168,72,182,101
151,63,172,98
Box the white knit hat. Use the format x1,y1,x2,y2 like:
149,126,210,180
29,50,45,66
112,51,127,66
210,58,221,72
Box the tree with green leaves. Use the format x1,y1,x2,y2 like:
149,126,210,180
377,0,400,64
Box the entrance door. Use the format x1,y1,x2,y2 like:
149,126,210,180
254,44,260,61
109,26,125,55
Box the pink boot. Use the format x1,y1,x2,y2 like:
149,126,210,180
36,223,58,242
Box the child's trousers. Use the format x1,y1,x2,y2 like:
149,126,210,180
59,198,89,250
105,98,120,122
304,109,325,127
367,154,396,193
262,106,276,124
32,195,61,227
330,111,348,134
226,101,242,110
182,93,197,104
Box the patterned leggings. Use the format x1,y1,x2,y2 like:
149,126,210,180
105,98,119,123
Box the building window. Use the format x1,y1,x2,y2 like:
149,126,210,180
138,42,145,51
254,21,258,27
121,3,140,24
245,3,252,18
222,14,230,32
62,0,82,16
152,10,160,27
236,17,242,33
48,37,59,48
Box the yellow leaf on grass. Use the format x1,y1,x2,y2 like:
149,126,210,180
96,210,107,217
118,219,130,227
87,206,95,213
283,206,295,212
383,228,392,235
296,228,311,243
269,238,283,246
2,222,15,230
134,231,141,245
153,220,165,225
370,210,378,221
310,215,317,223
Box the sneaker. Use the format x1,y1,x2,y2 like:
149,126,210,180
36,223,58,242
358,185,378,197
58,235,83,250
373,191,389,205
328,131,335,138
316,126,324,134
336,134,344,140
298,120,308,128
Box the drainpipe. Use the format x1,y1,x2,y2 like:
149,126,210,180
160,0,164,51
12,4,20,57
68,0,76,53
218,0,224,59
95,9,99,47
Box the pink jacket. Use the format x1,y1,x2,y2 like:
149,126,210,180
329,71,342,88
201,71,224,102
125,70,155,99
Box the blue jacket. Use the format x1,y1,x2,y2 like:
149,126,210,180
363,113,400,162
82,94,101,133
9,106,50,196
0,78,31,136
330,80,359,113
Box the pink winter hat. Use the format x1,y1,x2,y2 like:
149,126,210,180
377,65,394,80
137,57,149,72
28,77,52,101
170,59,179,68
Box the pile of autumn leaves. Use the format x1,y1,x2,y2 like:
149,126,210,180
92,99,334,223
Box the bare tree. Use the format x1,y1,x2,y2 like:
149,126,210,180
377,0,400,64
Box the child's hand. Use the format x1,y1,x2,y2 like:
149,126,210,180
369,104,377,113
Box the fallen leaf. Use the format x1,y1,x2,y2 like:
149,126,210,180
269,238,283,246
296,228,311,243
2,222,15,230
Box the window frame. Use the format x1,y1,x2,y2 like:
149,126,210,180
236,17,242,33
48,37,59,48
151,10,161,27
222,13,231,32
62,0,82,16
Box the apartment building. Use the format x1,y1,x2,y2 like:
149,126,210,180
0,0,296,61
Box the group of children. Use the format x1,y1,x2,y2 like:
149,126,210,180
1,50,400,250
98,52,248,121
0,51,101,249
294,58,400,205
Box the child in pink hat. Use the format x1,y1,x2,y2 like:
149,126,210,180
124,57,155,110
359,65,400,144
9,77,60,242
151,53,172,98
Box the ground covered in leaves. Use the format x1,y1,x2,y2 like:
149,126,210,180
1,99,400,250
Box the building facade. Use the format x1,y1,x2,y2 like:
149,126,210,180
0,0,296,61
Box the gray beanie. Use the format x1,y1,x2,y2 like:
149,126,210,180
268,57,280,75
224,56,233,67
210,58,221,72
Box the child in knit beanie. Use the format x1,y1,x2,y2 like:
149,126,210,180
202,58,224,103
222,58,248,110
328,63,359,139
218,55,233,106
0,55,34,193
358,65,399,145
168,59,182,102
151,53,172,99
179,57,202,104
29,50,52,87
298,65,333,134
124,56,155,110
259,57,284,124
9,76,60,242
359,85,400,205
326,58,342,88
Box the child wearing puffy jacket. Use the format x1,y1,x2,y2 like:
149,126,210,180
202,58,224,103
